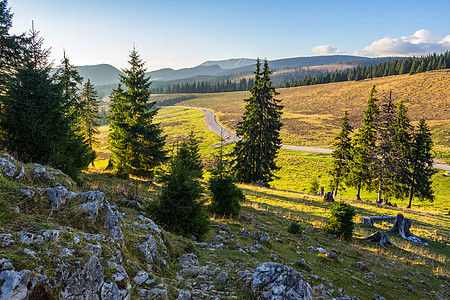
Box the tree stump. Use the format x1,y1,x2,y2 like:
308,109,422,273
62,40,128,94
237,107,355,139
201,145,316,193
323,192,334,202
363,231,397,247
319,187,324,196
388,213,422,243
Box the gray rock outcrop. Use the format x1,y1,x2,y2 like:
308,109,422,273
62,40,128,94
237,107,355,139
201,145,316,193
60,256,104,299
41,185,69,209
105,209,124,243
34,166,55,181
250,262,313,300
0,269,35,300
0,155,18,178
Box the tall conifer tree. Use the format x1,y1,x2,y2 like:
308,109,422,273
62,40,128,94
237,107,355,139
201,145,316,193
54,51,83,114
80,79,100,164
349,85,378,200
108,48,166,178
329,111,353,196
232,59,283,185
407,117,435,208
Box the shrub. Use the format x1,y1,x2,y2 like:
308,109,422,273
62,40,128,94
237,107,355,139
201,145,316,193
324,201,356,241
309,178,319,194
287,221,302,234
209,172,244,218
147,146,209,240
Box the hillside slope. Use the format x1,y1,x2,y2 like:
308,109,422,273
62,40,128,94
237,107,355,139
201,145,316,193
152,69,450,156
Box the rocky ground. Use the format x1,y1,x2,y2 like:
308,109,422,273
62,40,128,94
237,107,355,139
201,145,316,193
0,152,448,299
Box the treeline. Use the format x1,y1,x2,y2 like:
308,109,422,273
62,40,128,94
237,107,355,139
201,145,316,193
287,52,450,87
152,78,254,94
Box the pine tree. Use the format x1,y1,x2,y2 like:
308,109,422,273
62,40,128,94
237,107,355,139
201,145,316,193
108,48,166,178
209,135,243,218
147,143,210,240
0,26,93,178
80,79,100,165
54,51,83,114
374,90,398,204
407,117,436,208
175,131,203,179
329,111,353,196
348,85,378,200
390,100,413,200
232,59,283,185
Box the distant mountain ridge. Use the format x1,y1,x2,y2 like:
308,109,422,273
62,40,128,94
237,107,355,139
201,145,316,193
68,55,373,89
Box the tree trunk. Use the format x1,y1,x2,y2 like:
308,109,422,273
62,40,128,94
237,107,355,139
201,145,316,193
376,174,384,204
334,179,339,197
389,213,412,239
356,179,362,201
407,181,414,209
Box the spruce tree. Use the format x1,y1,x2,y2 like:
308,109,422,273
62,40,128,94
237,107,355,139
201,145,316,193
147,143,210,240
176,131,203,178
329,111,353,196
80,79,100,164
232,59,283,185
0,26,93,178
108,48,166,178
349,85,378,200
54,51,83,114
407,117,435,208
390,100,413,200
374,90,397,204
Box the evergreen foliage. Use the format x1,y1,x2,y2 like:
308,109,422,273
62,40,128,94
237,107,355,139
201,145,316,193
209,140,243,218
348,86,379,200
147,144,210,240
0,27,94,179
408,117,436,208
324,201,356,241
108,48,166,178
175,131,203,179
54,51,83,114
309,178,319,194
374,91,398,203
329,111,353,196
232,59,283,185
287,221,302,234
80,79,100,152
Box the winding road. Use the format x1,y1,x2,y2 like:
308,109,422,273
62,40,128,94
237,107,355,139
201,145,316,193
161,105,450,171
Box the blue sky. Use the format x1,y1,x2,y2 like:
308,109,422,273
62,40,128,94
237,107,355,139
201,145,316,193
8,0,450,70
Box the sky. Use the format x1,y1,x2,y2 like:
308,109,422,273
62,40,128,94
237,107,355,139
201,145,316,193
8,0,450,71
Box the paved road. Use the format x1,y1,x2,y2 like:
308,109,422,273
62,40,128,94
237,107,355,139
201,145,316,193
160,105,450,171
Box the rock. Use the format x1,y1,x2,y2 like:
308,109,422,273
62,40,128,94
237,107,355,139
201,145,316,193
0,269,35,300
326,251,337,259
177,289,192,300
139,234,158,263
352,261,368,271
367,272,377,281
73,233,81,244
23,248,36,257
61,248,74,256
251,262,313,300
19,232,34,245
120,198,142,210
178,253,199,268
374,294,385,300
253,231,270,243
139,288,168,300
83,233,105,242
43,230,60,242
101,281,130,300
0,156,18,177
15,166,24,180
308,246,317,253
215,272,228,282
19,189,34,198
80,190,106,207
133,271,149,285
211,221,230,232
0,259,14,271
80,201,101,220
317,247,327,254
105,209,124,243
295,259,307,268
61,256,104,299
33,166,55,180
86,243,103,257
41,185,68,209
407,285,415,292
0,233,15,247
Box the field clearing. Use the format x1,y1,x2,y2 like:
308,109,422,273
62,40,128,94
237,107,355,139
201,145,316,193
151,69,450,159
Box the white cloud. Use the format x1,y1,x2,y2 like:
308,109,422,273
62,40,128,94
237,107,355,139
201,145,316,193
354,29,450,57
311,45,341,55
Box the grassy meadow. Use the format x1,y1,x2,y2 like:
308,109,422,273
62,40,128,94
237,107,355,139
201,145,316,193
151,69,450,162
